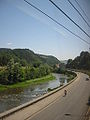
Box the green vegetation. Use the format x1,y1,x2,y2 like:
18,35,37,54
0,48,60,66
75,70,90,77
0,48,60,90
83,70,90,77
67,74,76,82
66,51,90,70
66,51,90,78
0,58,52,85
0,48,61,87
13,74,55,87
0,85,7,91
39,54,60,66
0,74,55,91
53,64,77,82
0,48,77,91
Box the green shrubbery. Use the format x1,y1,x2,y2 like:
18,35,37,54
0,58,51,85
54,65,77,82
66,51,90,70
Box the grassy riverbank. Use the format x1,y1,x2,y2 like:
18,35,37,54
0,74,55,91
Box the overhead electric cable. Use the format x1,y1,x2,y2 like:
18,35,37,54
74,0,90,22
23,0,90,45
67,0,90,28
49,0,90,38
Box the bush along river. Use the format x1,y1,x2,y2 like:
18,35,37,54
0,73,68,113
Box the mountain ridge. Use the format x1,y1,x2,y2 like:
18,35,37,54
0,48,60,66
66,51,90,70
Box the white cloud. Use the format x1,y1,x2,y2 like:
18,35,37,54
7,42,12,45
53,27,66,37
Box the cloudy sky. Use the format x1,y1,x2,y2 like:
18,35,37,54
0,0,90,60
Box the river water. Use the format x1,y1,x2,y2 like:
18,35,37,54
0,73,67,113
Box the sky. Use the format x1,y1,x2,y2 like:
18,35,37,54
0,0,90,60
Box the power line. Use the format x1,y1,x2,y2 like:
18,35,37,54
67,0,90,28
49,0,90,39
74,0,90,22
23,0,90,45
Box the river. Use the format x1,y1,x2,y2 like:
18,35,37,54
0,73,67,113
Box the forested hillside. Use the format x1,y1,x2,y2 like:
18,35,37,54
66,51,90,70
39,54,60,66
0,48,60,85
0,48,60,66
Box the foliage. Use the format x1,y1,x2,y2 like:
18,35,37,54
53,63,66,73
0,48,60,67
0,59,51,85
39,54,60,66
0,74,55,91
54,65,77,82
0,48,60,85
0,69,8,85
5,58,22,84
66,51,90,70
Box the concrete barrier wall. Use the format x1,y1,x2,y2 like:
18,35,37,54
0,72,78,120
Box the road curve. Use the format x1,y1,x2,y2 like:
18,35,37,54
1,72,90,120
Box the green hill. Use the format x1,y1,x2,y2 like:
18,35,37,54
66,51,90,70
39,54,60,66
0,48,60,66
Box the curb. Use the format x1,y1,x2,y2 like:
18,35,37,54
0,73,78,119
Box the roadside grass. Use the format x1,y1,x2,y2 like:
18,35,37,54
74,69,90,77
0,74,55,91
67,75,75,82
0,85,7,91
82,70,90,77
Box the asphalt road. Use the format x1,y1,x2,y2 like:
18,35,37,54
28,73,90,120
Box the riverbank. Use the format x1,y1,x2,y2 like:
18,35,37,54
0,74,55,91
0,71,76,92
0,72,77,113
0,72,78,120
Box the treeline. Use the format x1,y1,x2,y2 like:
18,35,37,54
0,59,51,85
0,48,60,67
53,63,77,82
66,51,90,70
0,48,61,85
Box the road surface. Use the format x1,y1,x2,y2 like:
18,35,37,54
27,73,90,120
1,72,90,120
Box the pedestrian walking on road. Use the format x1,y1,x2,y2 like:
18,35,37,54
64,90,67,96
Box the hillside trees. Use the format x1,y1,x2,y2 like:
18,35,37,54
66,51,90,70
0,48,60,67
0,59,51,85
7,59,22,84
0,48,60,85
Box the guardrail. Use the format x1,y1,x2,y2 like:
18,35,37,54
0,72,78,120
